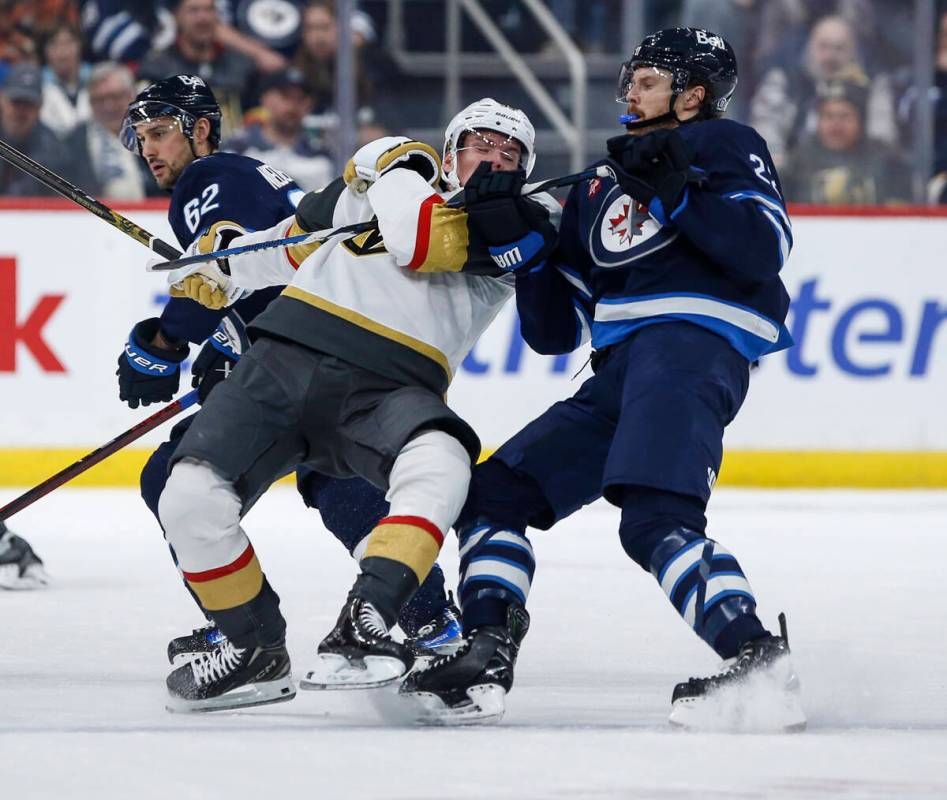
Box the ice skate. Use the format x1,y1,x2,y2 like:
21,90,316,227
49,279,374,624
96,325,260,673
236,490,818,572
301,597,414,690
0,523,49,590
165,639,295,713
404,596,464,657
669,613,806,733
167,620,227,665
399,604,529,725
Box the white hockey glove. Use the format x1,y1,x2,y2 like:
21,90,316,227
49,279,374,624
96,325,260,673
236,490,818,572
164,220,249,310
343,136,441,195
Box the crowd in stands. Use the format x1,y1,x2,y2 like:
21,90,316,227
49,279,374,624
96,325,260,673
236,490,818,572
0,0,943,206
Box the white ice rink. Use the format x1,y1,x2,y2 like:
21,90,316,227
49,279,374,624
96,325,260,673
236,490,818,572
2,487,946,799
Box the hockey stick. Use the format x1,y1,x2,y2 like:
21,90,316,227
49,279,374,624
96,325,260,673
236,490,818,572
0,137,182,260
0,389,199,523
148,165,613,273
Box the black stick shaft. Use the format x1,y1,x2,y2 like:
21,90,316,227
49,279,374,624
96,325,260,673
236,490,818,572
0,390,198,522
0,137,181,260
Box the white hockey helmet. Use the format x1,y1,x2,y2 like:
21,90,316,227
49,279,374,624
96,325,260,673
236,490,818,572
442,98,536,190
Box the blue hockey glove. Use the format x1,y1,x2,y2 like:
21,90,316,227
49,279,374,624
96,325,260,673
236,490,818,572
605,129,703,224
117,317,189,409
190,316,249,404
463,162,557,274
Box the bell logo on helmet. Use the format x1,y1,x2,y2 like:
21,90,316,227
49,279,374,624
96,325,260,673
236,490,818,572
178,75,206,88
695,30,726,50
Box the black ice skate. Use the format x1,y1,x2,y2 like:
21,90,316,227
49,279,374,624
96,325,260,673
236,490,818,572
399,603,529,725
167,620,227,665
669,613,806,732
165,639,295,713
300,596,414,690
0,522,49,590
404,596,464,657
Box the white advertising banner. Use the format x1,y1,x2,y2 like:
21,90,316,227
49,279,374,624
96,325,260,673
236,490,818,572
1,204,945,457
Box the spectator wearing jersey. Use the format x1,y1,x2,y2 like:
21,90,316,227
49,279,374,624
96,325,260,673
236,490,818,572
783,78,910,205
222,67,331,191
79,1,167,65
57,62,156,199
40,23,90,136
750,14,895,168
138,0,254,138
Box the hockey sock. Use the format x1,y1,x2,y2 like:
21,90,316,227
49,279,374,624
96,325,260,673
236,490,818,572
206,577,287,649
649,528,766,659
296,470,450,635
457,521,535,631
358,515,444,627
619,487,766,658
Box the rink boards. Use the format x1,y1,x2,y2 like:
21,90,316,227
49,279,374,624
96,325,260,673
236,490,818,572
0,200,944,487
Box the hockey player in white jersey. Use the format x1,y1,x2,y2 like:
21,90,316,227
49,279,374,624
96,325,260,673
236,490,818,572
153,99,561,712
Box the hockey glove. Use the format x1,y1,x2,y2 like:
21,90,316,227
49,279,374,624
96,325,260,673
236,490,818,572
191,315,249,404
168,220,248,310
117,317,189,409
463,161,556,274
343,136,442,195
605,129,702,224
0,522,49,590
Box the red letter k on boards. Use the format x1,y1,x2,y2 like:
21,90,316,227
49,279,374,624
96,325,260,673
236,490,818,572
0,256,65,372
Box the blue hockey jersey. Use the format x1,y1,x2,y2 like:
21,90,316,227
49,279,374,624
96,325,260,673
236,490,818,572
159,152,304,343
515,118,793,361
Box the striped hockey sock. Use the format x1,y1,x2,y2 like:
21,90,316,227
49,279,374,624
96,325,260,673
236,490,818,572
458,522,535,630
649,528,764,657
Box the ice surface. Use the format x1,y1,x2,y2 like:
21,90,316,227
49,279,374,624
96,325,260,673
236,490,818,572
2,487,946,799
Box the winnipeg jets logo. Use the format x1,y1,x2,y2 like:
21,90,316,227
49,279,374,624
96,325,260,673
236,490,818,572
590,185,678,266
606,198,648,247
587,178,601,199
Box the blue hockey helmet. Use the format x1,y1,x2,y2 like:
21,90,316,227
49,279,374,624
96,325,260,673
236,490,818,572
617,27,738,118
120,74,222,154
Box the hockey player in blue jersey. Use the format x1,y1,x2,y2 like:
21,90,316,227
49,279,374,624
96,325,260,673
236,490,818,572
114,75,460,669
402,28,806,731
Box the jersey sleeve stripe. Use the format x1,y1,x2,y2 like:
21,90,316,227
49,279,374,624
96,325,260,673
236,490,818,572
407,194,445,270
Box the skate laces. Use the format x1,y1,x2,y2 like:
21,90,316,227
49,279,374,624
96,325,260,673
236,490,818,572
191,640,245,686
356,601,389,640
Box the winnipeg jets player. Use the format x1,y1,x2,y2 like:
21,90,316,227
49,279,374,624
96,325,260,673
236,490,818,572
402,28,805,732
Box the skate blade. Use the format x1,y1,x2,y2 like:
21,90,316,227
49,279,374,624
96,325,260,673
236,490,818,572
300,654,408,691
165,675,296,713
669,659,807,733
401,684,506,726
0,563,50,590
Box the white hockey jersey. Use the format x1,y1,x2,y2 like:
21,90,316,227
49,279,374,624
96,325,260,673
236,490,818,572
226,169,558,395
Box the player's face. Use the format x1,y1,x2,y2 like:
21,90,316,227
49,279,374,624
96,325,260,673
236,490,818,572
622,66,674,126
453,129,523,186
135,117,194,190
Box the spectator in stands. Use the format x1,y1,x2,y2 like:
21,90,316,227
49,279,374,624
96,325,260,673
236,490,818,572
57,62,155,199
750,14,895,168
0,2,40,81
782,78,910,206
79,1,169,66
40,23,90,136
0,63,67,196
222,67,332,191
292,0,372,115
138,0,254,138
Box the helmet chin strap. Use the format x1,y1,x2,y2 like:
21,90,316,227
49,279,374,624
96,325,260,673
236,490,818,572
619,92,700,132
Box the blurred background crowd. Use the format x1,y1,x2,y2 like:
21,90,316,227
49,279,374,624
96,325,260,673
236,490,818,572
0,0,944,206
